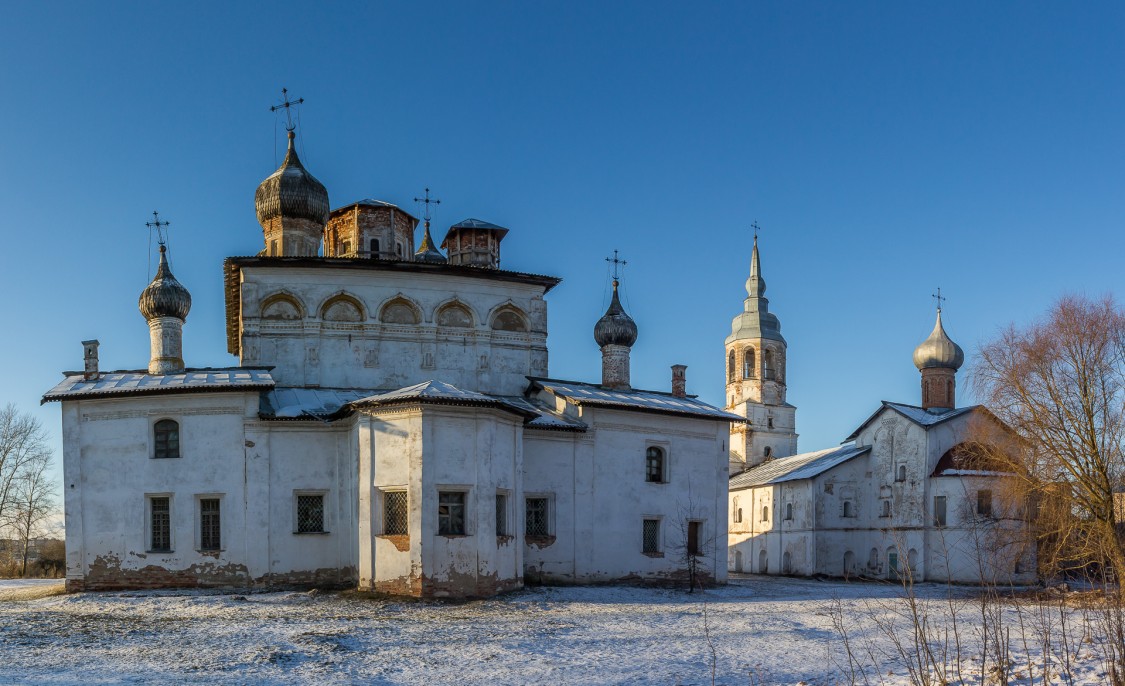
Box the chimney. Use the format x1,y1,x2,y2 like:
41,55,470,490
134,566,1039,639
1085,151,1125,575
671,364,687,397
82,340,100,380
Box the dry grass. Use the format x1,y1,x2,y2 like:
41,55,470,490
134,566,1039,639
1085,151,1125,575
0,582,65,602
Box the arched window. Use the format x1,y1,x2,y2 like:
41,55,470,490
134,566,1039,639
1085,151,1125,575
946,379,954,403
743,349,755,379
897,465,907,482
737,508,743,523
887,548,899,580
761,505,769,522
758,550,768,574
763,350,775,380
881,500,891,518
785,503,793,521
783,551,792,574
645,447,665,483
728,350,736,383
869,547,879,569
764,446,773,459
154,419,180,459
732,497,740,523
843,501,853,518
844,550,856,577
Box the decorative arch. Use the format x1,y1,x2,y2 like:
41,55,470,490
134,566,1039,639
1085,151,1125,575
320,293,365,322
743,348,755,379
435,299,475,328
379,295,422,325
260,292,305,320
758,549,768,574
489,304,528,332
763,349,775,379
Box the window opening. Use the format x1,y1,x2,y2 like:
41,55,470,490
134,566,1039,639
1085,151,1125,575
728,350,735,383
687,521,702,556
150,497,171,552
495,493,508,536
200,498,220,551
525,497,549,537
642,519,660,554
645,447,664,483
881,500,891,518
933,495,947,526
370,238,380,257
977,490,993,517
785,503,793,521
743,349,755,379
843,500,853,518
154,419,180,459
384,491,408,536
896,464,907,482
761,505,769,522
297,494,325,533
438,491,466,535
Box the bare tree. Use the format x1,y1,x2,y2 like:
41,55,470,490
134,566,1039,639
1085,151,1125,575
0,404,53,532
11,449,56,576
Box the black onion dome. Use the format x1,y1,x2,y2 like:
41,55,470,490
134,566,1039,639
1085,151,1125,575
594,281,638,347
139,245,192,320
255,131,330,226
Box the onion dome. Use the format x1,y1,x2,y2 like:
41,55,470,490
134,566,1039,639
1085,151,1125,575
594,280,638,348
255,131,330,227
414,220,447,263
139,245,192,321
913,310,964,370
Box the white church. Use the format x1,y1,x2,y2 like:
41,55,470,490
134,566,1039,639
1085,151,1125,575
723,240,1035,584
44,127,740,597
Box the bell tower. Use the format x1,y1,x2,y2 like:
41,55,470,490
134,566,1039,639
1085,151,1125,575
725,231,798,473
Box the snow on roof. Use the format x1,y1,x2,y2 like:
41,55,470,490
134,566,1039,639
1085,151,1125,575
42,369,274,403
529,378,744,423
351,381,538,419
844,401,978,441
260,387,371,419
500,396,587,431
729,444,871,490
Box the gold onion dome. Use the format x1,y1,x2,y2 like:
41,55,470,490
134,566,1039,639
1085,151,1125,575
414,221,447,263
593,281,638,348
255,131,330,227
139,245,192,321
913,310,964,370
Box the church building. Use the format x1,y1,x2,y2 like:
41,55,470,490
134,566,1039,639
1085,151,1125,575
724,245,1035,584
44,126,738,597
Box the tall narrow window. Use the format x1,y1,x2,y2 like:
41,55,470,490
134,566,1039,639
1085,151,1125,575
763,350,775,380
642,519,661,554
843,501,853,518
296,494,325,533
761,505,769,522
732,497,741,523
525,497,549,537
785,503,793,521
687,521,702,556
881,500,891,518
728,350,736,383
896,465,907,482
200,498,220,551
933,495,947,526
341,240,351,256
645,447,665,483
153,419,180,459
743,349,755,379
438,491,466,535
370,238,380,258
977,490,993,517
383,491,408,536
150,497,171,552
495,493,508,537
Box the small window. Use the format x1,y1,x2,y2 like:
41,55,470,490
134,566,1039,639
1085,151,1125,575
785,503,793,521
764,446,773,459
153,419,180,459
200,498,221,551
383,491,408,536
880,500,891,518
933,495,948,527
743,349,755,379
150,496,171,552
645,446,665,483
496,493,508,537
642,518,661,554
687,521,702,556
395,243,404,259
896,465,907,482
763,350,775,380
438,491,466,535
869,547,879,568
370,238,380,258
341,240,351,256
767,417,774,429
727,350,736,383
526,497,549,537
843,501,853,518
761,505,769,522
296,494,325,533
270,239,278,256
732,497,741,523
736,508,743,523
977,490,993,517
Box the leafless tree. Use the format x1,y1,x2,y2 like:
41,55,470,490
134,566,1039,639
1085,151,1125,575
11,449,56,576
0,404,53,532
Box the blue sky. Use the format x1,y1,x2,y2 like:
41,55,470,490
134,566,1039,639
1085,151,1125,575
2,2,1123,480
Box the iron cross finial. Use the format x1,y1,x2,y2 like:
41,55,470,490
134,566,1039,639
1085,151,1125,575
146,211,171,245
932,287,946,313
270,87,305,132
605,250,627,281
751,220,762,240
413,187,441,225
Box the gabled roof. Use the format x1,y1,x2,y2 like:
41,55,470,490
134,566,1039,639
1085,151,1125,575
528,378,745,423
350,381,537,419
729,445,871,491
844,401,979,441
42,368,274,403
450,218,507,231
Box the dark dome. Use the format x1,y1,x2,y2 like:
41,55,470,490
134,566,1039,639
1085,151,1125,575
255,131,330,227
594,282,638,348
139,245,192,320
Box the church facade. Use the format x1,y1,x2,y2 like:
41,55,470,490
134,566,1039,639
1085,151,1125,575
724,246,1036,584
45,129,737,597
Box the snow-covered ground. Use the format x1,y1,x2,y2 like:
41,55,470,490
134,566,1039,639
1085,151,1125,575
0,579,63,589
0,576,1113,684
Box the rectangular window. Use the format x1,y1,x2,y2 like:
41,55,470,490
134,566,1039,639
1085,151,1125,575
645,447,665,483
341,240,351,256
296,494,325,533
200,498,221,551
642,519,661,554
438,491,466,535
977,490,993,517
687,521,702,556
933,495,947,527
525,497,549,537
495,493,508,537
383,491,408,536
150,497,171,552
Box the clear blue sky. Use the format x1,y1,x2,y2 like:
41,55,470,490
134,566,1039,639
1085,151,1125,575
2,2,1123,482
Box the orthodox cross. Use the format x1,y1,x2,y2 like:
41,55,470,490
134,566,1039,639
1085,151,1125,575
605,250,627,281
270,88,304,132
932,287,946,313
751,220,762,240
413,188,441,225
146,211,170,245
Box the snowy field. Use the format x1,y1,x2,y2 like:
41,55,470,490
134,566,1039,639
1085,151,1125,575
0,576,1113,685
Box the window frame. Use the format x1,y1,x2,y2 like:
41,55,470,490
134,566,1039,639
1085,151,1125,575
645,445,667,484
641,517,662,556
933,495,948,527
524,494,553,539
197,495,223,552
146,494,173,553
977,489,993,518
687,520,704,556
842,500,854,518
152,418,181,460
437,489,469,536
784,502,793,521
495,490,510,538
294,490,329,535
381,489,409,537
761,505,769,523
896,464,907,482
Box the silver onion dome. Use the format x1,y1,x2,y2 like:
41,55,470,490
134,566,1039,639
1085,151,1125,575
139,245,192,321
913,310,964,370
594,281,638,348
255,131,330,227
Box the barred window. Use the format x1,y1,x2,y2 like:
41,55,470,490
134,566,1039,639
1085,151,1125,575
526,497,549,537
154,419,180,459
297,494,325,533
200,498,220,551
642,519,660,554
438,491,466,535
645,447,665,483
383,491,408,536
150,497,171,552
496,493,508,537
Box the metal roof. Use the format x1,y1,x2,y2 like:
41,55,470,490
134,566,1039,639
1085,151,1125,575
729,445,871,490
450,218,507,231
844,401,978,441
330,199,419,223
42,368,274,403
528,378,744,423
